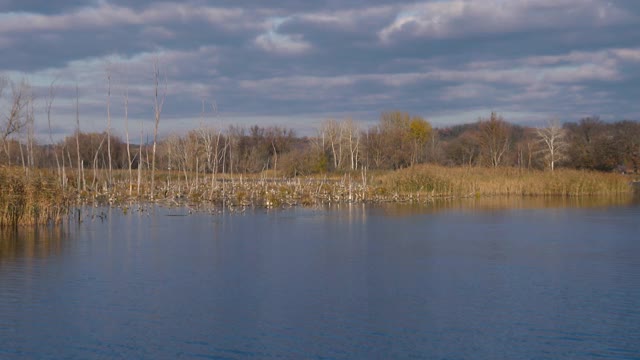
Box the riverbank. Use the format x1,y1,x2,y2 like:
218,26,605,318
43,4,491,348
1,165,636,226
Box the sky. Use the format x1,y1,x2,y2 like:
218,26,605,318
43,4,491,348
1,0,639,141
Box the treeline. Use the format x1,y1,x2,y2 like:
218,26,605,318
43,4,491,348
2,72,639,182
1,111,639,179
440,115,640,173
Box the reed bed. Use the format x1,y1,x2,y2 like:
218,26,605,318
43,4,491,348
377,164,633,198
89,166,633,209
1,165,635,227
0,168,71,227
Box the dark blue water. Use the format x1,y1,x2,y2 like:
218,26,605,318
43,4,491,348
1,199,639,359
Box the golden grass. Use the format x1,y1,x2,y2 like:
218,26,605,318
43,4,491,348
0,168,71,227
1,164,634,227
376,164,633,197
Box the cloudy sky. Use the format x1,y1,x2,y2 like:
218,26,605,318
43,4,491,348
1,0,639,140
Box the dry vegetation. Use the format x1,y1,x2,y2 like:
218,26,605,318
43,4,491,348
0,168,70,227
378,165,633,198
2,163,635,227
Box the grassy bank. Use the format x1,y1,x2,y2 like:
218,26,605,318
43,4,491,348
0,168,71,227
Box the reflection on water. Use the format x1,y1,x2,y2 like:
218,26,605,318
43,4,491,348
376,194,640,216
0,199,639,359
0,227,68,263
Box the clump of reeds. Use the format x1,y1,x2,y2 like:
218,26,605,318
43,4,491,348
377,164,633,198
0,168,71,227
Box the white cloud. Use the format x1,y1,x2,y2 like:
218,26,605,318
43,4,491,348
0,2,253,34
254,16,313,55
297,6,395,30
378,0,634,43
613,48,640,62
254,31,312,55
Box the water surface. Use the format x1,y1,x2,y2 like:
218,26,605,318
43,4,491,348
1,198,639,359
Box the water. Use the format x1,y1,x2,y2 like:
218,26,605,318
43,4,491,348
1,198,639,359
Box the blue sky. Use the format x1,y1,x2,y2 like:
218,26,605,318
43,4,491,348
1,0,639,140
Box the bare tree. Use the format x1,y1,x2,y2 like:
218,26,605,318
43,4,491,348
91,134,106,191
15,86,35,175
322,119,343,170
137,119,143,197
478,112,511,167
537,119,567,172
1,78,30,165
445,131,480,167
150,60,167,199
26,94,36,171
227,125,245,180
342,118,360,170
124,83,133,196
362,126,385,169
106,66,113,186
197,100,221,191
45,80,64,185
75,85,84,191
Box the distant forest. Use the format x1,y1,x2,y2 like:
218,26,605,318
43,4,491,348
2,111,639,177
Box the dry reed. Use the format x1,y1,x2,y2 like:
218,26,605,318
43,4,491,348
0,168,71,227
377,164,633,198
1,164,634,227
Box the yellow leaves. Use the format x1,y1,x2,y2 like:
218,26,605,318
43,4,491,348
409,117,432,144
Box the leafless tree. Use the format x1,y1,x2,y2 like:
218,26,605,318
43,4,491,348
45,79,64,185
478,112,511,167
342,118,360,170
91,134,106,191
121,82,133,196
75,85,84,191
445,131,480,167
514,128,538,170
197,100,221,190
1,78,30,165
150,59,167,199
137,119,143,197
322,119,343,170
26,94,36,171
537,119,567,172
15,87,35,175
106,66,113,186
362,126,385,169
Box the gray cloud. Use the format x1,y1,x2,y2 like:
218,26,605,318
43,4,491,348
1,0,639,141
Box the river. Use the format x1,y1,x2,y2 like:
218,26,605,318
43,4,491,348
1,197,639,359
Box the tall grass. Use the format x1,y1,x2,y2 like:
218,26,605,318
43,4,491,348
377,164,633,197
0,168,70,227
1,164,634,227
